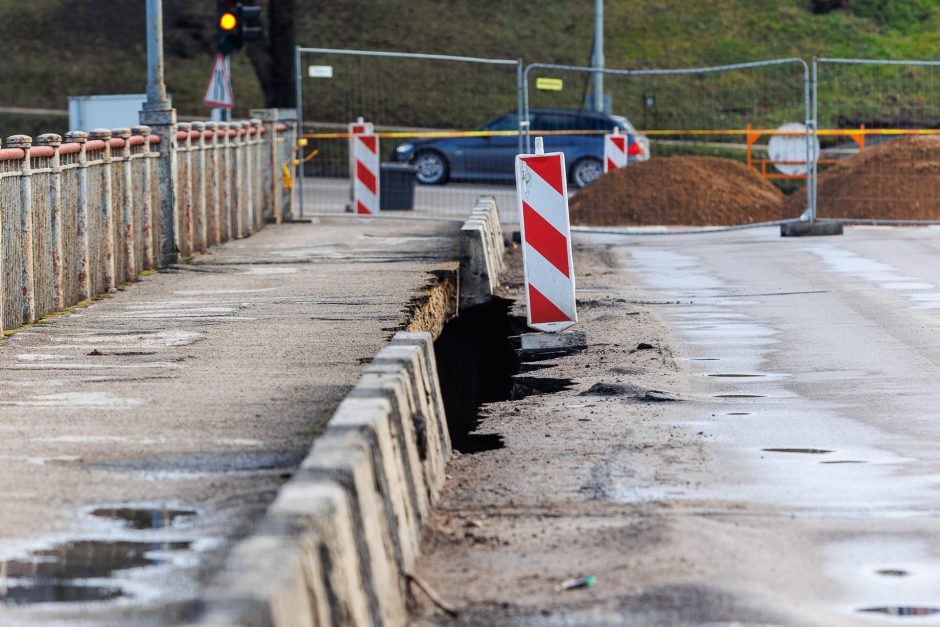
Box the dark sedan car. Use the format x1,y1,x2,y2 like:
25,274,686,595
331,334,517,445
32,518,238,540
394,107,648,188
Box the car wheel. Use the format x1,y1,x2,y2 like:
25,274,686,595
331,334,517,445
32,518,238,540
571,157,603,188
414,151,449,185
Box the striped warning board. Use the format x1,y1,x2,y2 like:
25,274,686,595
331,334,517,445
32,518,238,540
349,119,374,136
348,118,374,203
353,134,380,218
604,131,629,173
515,139,577,332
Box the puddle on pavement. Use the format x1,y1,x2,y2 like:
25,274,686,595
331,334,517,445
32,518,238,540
859,607,940,617
708,373,765,378
0,539,192,605
691,358,720,361
89,507,197,530
0,583,123,605
876,569,909,577
727,412,750,416
763,448,833,455
714,394,765,398
821,460,866,464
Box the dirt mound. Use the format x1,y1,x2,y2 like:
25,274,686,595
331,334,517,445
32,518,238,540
784,135,940,220
570,156,788,227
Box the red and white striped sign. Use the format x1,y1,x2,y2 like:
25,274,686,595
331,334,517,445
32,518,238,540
515,139,577,332
353,133,380,217
604,132,628,173
349,119,374,136
348,119,375,205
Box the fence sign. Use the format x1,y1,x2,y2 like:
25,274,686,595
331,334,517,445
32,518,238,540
536,77,564,91
353,133,380,218
603,128,633,173
515,137,577,332
203,54,234,109
308,65,334,78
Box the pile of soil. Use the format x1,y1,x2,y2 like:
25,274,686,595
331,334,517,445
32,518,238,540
783,135,940,220
570,156,789,227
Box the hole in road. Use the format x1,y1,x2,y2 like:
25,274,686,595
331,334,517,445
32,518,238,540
821,460,866,465
714,394,765,399
435,298,519,454
876,569,909,577
763,448,833,455
708,373,765,378
89,506,197,530
0,540,192,605
727,412,750,416
859,607,940,617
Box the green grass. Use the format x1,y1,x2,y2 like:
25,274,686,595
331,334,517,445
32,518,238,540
1,1,939,139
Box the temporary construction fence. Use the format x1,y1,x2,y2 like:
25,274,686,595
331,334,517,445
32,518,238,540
523,58,813,232
293,46,940,231
294,47,522,221
0,109,298,333
812,58,940,225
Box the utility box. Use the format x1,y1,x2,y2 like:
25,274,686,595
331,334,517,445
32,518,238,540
380,163,417,211
68,94,171,131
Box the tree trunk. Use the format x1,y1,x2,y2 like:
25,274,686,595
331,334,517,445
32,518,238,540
247,0,296,108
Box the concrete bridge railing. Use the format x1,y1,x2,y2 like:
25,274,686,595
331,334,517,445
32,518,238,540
0,108,298,333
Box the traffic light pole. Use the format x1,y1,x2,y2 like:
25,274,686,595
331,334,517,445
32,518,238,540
211,55,233,122
141,0,180,266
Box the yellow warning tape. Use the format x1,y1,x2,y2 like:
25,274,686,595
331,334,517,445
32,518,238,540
300,128,940,140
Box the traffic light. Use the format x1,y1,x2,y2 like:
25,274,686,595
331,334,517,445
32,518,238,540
216,1,263,55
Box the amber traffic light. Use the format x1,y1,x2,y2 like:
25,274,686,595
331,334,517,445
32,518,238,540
216,1,262,55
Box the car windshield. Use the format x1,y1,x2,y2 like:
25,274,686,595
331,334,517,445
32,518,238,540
480,114,519,132
611,115,635,132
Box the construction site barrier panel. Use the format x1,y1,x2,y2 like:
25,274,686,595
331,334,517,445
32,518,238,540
812,57,940,225
295,46,522,223
522,58,813,233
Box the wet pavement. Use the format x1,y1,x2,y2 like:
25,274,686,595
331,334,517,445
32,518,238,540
413,226,940,625
0,219,458,625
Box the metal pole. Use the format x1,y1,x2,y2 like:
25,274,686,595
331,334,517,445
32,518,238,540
592,0,604,112
295,45,305,217
145,0,169,109
516,60,525,154
811,58,819,223
141,0,179,266
224,55,232,122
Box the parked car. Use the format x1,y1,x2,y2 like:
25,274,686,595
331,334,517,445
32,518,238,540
394,107,649,188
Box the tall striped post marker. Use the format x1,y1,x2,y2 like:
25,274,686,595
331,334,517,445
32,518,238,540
515,137,577,332
353,133,380,219
348,118,374,205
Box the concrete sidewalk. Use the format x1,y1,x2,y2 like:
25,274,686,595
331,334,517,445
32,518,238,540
0,219,458,626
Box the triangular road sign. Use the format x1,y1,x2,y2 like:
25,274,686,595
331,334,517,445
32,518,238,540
203,54,234,109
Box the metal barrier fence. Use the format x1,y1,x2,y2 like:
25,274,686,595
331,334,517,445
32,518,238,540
523,59,812,232
0,110,297,333
813,58,940,225
294,47,522,221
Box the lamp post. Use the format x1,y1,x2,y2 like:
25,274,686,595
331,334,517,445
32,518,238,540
140,0,180,266
591,0,604,113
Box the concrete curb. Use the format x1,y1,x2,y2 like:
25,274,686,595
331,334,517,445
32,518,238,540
459,196,506,308
187,332,452,626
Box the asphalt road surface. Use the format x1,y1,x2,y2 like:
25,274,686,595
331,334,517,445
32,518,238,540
302,176,518,222
414,226,940,625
